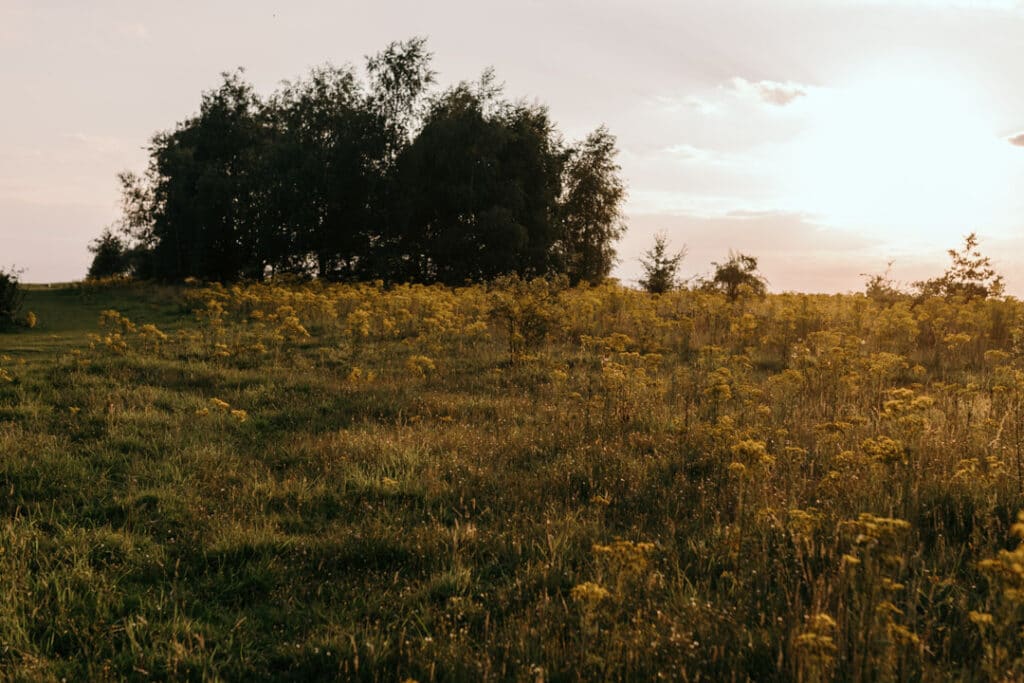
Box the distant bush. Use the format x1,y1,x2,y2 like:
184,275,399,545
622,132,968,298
0,268,27,330
915,232,1004,301
77,275,137,293
700,251,767,301
862,262,908,305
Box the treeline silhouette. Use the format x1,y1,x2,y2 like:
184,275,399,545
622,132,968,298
91,38,627,285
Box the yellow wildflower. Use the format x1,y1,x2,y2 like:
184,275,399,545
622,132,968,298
570,582,610,604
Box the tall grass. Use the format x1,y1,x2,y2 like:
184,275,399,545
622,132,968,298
1,279,1023,680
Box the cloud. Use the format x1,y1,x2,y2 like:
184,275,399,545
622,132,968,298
729,77,808,106
659,143,745,165
1009,131,1024,146
660,144,710,161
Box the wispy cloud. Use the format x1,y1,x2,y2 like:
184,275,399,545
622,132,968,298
649,78,812,122
657,143,753,169
728,78,808,106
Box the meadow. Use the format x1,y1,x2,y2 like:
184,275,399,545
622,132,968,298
3,278,1024,680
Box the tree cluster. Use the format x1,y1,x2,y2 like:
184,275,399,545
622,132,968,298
637,234,767,301
96,39,626,285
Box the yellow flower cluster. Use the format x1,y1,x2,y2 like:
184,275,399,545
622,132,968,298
570,581,611,605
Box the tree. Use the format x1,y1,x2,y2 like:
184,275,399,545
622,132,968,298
0,267,25,330
702,251,767,301
639,233,685,293
264,39,438,281
366,36,436,149
915,232,1004,301
87,228,130,279
557,126,627,285
392,77,565,284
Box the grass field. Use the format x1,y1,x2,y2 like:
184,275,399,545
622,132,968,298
3,279,1024,680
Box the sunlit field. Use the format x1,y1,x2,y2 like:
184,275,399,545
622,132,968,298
5,279,1024,680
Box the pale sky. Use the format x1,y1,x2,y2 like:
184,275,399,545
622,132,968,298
3,0,1024,292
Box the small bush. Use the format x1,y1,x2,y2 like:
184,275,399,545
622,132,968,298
700,251,767,301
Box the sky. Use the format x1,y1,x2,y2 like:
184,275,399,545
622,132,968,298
2,0,1024,292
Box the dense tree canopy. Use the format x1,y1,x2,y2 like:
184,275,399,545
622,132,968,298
99,39,627,285
393,78,566,284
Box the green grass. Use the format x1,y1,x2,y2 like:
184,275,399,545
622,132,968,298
1,285,184,360
2,281,1024,680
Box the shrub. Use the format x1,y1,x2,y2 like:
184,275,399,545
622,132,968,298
488,274,566,361
700,251,767,301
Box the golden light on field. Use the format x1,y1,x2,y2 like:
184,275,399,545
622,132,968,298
777,56,1019,245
